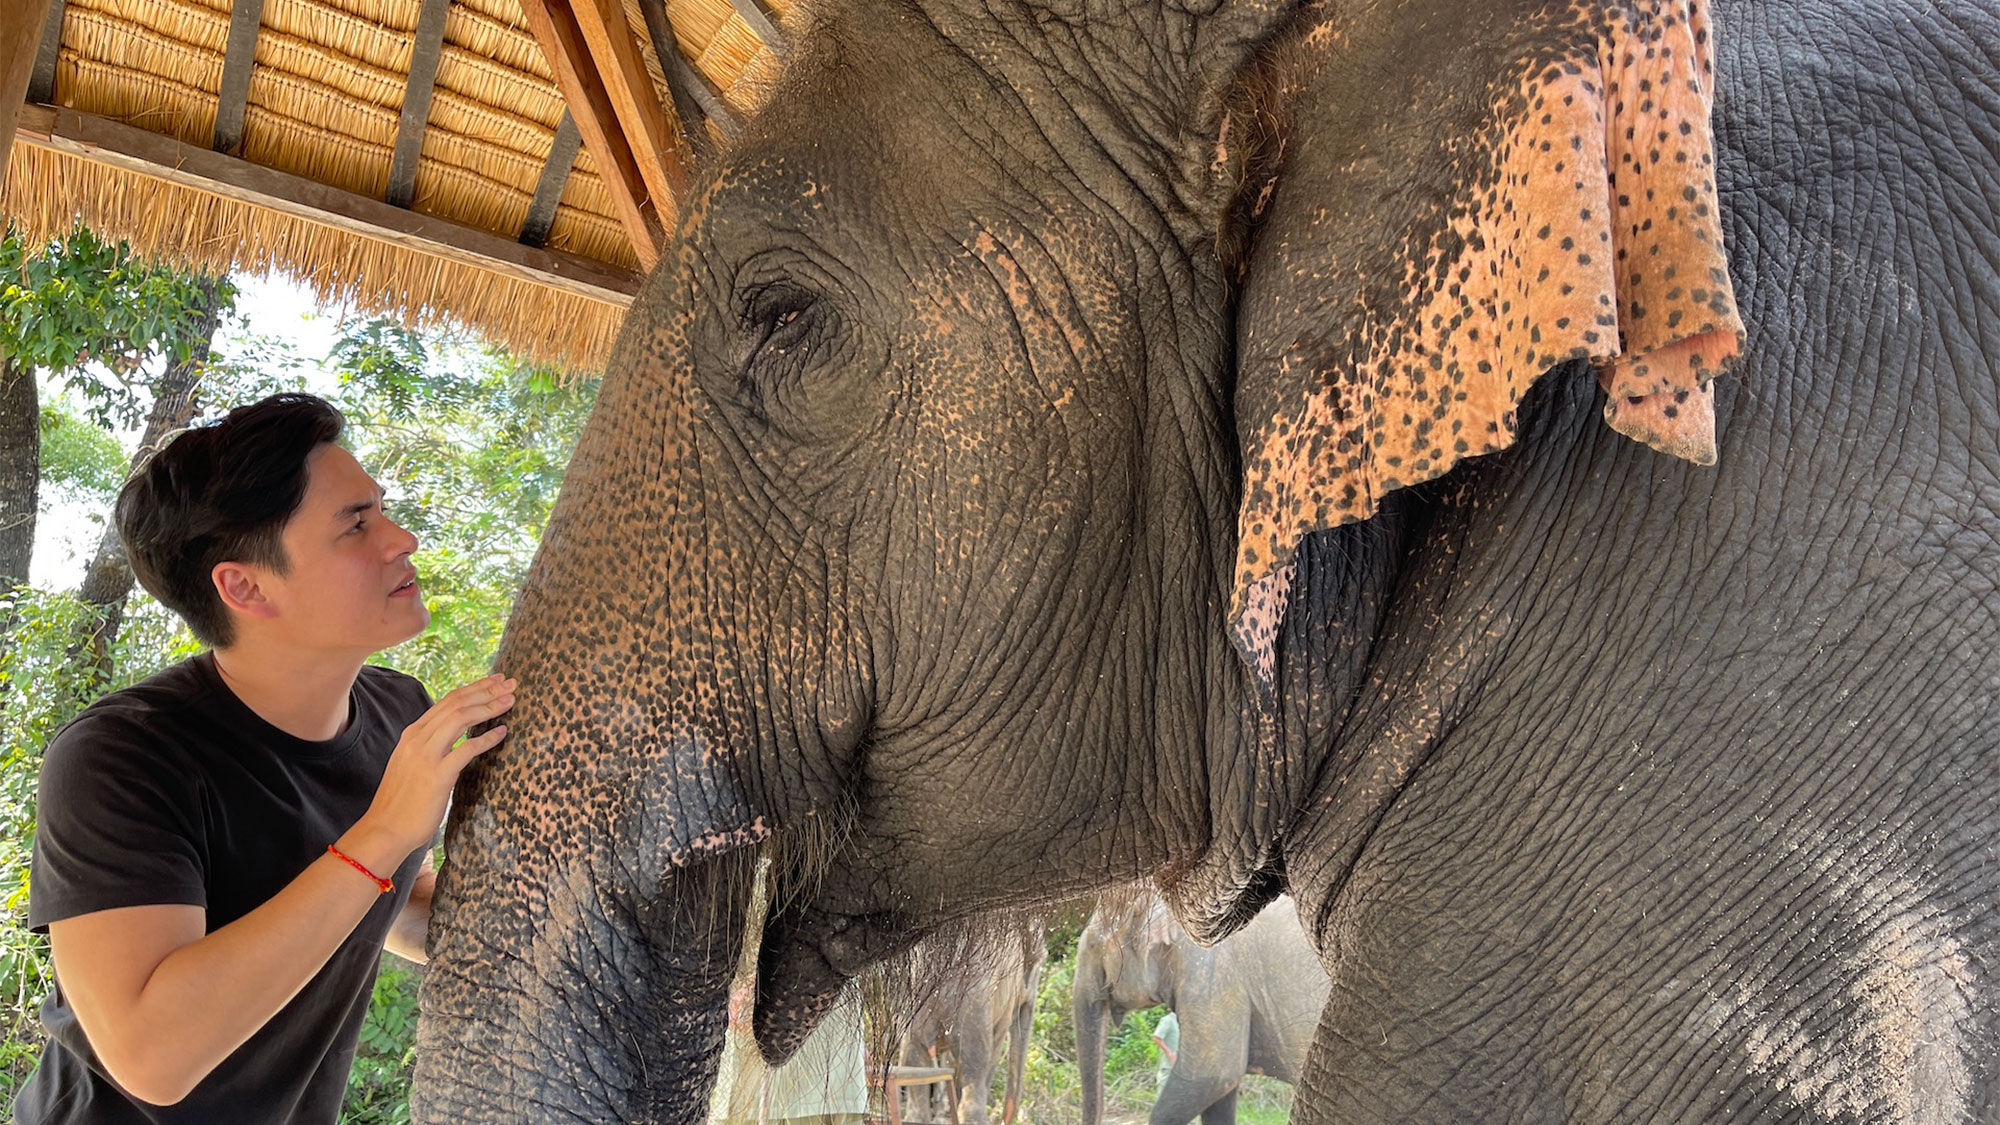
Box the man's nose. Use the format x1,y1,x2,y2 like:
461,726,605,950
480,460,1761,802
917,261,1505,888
385,517,419,557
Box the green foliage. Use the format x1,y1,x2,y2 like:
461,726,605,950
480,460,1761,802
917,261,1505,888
0,225,235,428
37,404,126,506
1237,1078,1297,1125
1020,950,1173,1123
1018,932,1295,1124
339,957,419,1125
379,544,514,690
323,322,598,693
1104,1005,1166,1078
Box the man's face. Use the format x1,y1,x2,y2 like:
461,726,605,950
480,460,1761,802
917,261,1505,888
258,443,428,657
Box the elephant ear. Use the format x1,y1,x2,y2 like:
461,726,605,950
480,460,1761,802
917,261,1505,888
1228,0,1744,678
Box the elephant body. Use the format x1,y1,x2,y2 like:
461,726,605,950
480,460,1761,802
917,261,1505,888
895,923,1044,1125
1074,892,1325,1125
417,0,2000,1121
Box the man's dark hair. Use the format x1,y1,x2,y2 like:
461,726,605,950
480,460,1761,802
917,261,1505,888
117,393,346,648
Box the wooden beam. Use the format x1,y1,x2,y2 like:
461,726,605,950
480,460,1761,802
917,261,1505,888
385,0,452,209
515,0,661,266
29,0,64,105
567,0,693,210
636,0,737,151
668,49,737,139
15,104,640,306
727,0,783,51
1,0,53,188
634,0,705,156
520,112,581,248
212,0,264,154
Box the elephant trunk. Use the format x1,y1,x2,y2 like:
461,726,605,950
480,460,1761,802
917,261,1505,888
413,303,796,1120
413,848,756,1123
1074,956,1112,1125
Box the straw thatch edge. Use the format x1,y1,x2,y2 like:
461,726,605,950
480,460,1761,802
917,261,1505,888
3,141,627,376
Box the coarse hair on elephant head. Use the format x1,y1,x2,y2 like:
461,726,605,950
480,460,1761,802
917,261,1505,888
414,0,2000,1121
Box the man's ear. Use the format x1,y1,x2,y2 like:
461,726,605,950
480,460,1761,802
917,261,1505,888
212,561,279,621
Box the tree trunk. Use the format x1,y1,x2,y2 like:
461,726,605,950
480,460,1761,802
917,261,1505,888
73,277,224,675
0,353,38,653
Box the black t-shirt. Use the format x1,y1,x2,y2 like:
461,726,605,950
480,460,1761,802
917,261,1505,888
14,654,431,1125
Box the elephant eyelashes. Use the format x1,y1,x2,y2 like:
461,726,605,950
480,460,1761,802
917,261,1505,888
733,282,832,413
741,284,820,355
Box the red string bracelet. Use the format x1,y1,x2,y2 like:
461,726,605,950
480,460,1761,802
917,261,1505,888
327,844,394,894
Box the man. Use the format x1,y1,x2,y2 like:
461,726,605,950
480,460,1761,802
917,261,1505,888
14,393,515,1123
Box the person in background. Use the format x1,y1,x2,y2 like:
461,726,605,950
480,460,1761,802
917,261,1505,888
13,393,514,1123
1152,1011,1180,1089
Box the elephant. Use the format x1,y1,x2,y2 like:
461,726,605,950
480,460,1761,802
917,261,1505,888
414,0,2000,1121
1074,892,1325,1125
893,921,1044,1125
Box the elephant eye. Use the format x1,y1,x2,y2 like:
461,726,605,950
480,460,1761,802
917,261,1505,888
741,283,820,359
732,279,838,421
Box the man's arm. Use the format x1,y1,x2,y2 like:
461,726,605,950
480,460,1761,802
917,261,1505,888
52,825,417,1105
47,674,513,1106
383,854,436,963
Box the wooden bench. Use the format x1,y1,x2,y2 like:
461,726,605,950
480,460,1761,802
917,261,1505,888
872,1065,958,1125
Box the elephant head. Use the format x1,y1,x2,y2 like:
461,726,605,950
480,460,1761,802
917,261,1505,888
414,0,1742,1119
1074,892,1183,1125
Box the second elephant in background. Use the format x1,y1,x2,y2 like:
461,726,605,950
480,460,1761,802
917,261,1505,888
1075,892,1326,1125
897,919,1045,1125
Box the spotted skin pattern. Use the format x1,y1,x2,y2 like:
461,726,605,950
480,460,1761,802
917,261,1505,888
1229,0,1742,678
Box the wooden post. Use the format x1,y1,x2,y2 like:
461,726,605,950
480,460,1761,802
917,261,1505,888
1,0,55,187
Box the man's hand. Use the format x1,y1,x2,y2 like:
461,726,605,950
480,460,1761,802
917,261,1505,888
341,673,515,873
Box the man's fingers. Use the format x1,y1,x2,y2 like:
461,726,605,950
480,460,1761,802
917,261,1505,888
457,675,516,701
445,693,515,728
432,674,516,712
400,677,516,756
446,725,507,768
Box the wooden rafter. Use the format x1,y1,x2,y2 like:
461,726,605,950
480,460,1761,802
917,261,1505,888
566,0,693,208
519,112,581,248
727,0,784,51
1,0,54,188
636,0,706,156
668,51,737,139
515,0,663,267
15,104,641,306
636,0,738,152
29,0,64,105
385,0,452,209
212,0,265,154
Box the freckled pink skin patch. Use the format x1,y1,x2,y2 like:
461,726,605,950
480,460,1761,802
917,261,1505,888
1228,0,1742,674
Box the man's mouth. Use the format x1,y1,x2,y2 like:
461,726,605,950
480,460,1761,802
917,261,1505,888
391,574,419,598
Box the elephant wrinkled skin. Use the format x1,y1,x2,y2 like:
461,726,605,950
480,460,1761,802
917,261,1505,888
415,0,2000,1121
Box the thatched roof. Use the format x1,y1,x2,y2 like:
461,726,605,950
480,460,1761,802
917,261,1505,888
4,0,793,372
